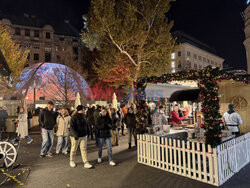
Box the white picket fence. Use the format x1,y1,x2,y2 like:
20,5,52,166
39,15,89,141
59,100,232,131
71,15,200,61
137,132,250,186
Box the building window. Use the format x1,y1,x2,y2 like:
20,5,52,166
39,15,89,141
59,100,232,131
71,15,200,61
187,51,191,57
57,55,61,61
194,64,197,69
211,60,214,65
198,56,201,60
178,51,181,56
193,54,197,59
45,47,52,52
59,37,64,41
45,52,51,62
25,29,30,36
34,45,40,49
34,53,39,61
15,28,21,35
34,30,39,37
46,32,51,39
72,47,78,55
178,61,182,68
199,65,202,69
203,57,206,62
207,59,210,64
72,39,78,42
24,43,31,48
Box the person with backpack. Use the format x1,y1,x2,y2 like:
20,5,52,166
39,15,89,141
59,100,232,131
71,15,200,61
223,104,243,136
69,105,92,169
96,109,116,166
56,107,71,155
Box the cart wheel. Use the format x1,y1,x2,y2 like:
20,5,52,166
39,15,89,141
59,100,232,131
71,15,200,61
0,142,17,168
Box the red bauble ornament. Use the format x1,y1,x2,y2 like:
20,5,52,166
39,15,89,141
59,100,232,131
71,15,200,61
200,124,204,128
214,134,218,137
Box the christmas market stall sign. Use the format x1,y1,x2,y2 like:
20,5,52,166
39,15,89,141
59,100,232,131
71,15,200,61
135,65,250,147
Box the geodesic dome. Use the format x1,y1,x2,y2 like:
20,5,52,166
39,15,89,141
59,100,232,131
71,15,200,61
15,62,90,104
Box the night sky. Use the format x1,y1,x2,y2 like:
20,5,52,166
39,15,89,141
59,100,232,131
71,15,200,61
0,0,248,70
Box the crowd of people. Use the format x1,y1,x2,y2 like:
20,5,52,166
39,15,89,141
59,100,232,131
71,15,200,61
0,100,243,169
37,101,138,168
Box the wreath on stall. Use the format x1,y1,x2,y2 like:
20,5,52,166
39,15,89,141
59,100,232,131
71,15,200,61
135,66,250,147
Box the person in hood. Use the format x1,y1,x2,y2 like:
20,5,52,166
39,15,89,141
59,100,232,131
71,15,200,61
69,105,92,169
39,101,58,158
223,104,242,136
56,107,71,155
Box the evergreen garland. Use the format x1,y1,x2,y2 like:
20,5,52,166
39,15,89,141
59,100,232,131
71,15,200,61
135,66,250,147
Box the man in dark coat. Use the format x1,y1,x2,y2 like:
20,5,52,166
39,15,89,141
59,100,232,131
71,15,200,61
86,105,95,139
124,107,137,149
96,109,116,166
39,101,58,158
69,105,92,169
0,106,8,132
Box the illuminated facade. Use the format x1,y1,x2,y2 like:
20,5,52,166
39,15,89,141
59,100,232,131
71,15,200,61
170,31,224,73
0,13,83,66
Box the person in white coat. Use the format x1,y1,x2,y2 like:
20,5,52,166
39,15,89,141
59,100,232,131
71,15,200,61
56,107,71,154
16,107,33,144
223,104,243,136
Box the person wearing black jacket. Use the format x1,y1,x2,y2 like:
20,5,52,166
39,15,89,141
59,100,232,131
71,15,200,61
124,107,137,149
69,105,92,169
27,108,33,130
39,101,58,158
86,105,95,140
96,109,116,166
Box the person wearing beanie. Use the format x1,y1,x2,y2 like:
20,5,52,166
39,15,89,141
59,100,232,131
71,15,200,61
223,104,242,136
69,105,92,168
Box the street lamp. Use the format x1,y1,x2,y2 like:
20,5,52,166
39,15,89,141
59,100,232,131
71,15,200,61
33,80,36,109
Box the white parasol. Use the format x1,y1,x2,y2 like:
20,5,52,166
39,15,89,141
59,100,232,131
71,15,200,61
74,92,81,109
112,93,118,110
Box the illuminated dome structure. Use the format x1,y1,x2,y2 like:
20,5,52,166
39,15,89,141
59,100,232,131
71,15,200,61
14,63,90,106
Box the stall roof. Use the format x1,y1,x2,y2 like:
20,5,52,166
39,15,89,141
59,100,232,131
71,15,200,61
169,89,201,102
146,83,197,99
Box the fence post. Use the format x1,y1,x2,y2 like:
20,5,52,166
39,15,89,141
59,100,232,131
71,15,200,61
213,146,219,186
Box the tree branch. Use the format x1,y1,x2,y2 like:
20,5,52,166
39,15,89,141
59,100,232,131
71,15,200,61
106,29,138,67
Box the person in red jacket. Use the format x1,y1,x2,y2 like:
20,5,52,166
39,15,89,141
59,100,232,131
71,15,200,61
171,105,187,126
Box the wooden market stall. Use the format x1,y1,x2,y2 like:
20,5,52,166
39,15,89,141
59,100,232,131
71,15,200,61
135,66,250,186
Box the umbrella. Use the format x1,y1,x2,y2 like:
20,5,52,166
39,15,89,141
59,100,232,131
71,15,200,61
169,89,201,102
112,93,118,110
74,92,81,109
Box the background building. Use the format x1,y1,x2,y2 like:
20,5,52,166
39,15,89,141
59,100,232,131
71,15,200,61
170,31,224,73
244,3,250,74
0,12,83,66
